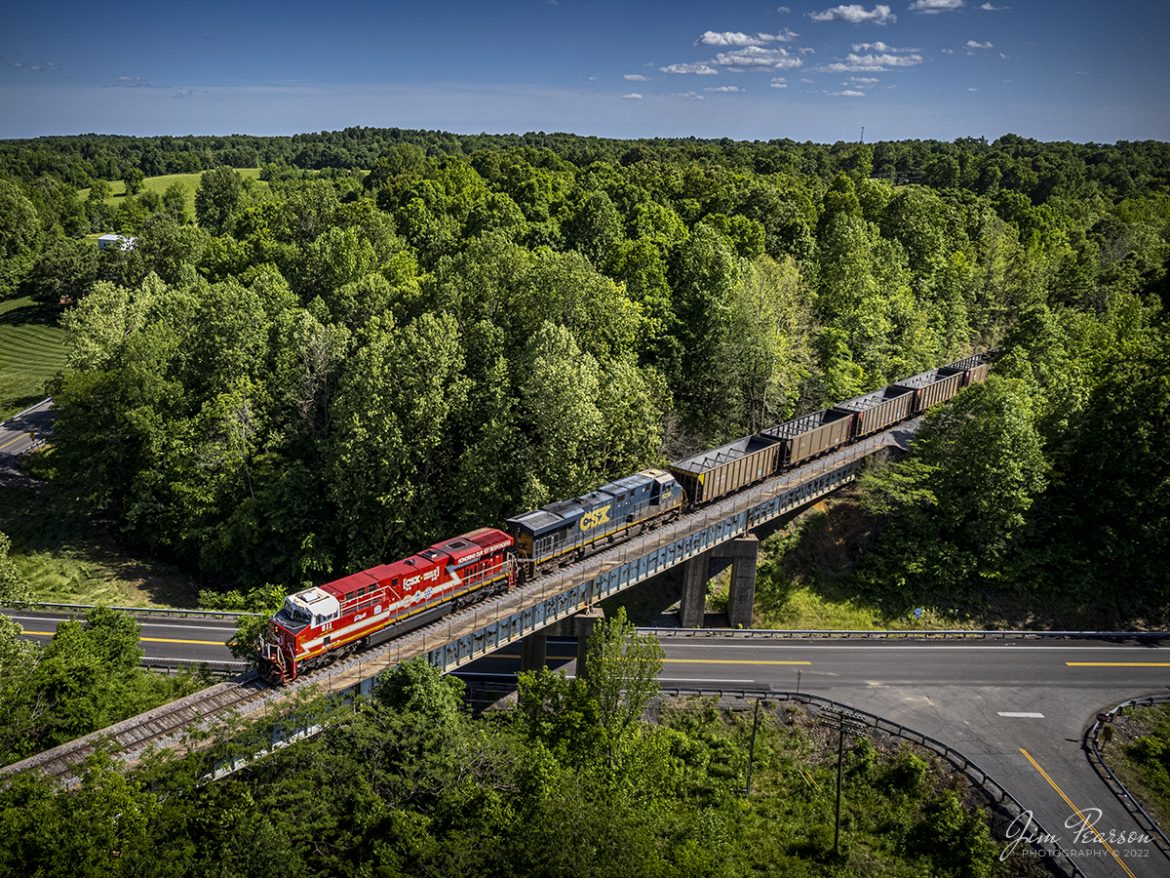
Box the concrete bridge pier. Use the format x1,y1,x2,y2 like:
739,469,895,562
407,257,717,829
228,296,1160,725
573,607,605,681
725,534,758,628
680,550,712,627
678,534,759,628
520,631,547,671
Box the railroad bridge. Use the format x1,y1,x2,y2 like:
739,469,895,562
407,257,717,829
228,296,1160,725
1,422,918,785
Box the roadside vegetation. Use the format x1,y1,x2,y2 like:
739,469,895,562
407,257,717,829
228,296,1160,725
1099,702,1170,831
0,614,1042,877
0,607,206,765
0,453,198,607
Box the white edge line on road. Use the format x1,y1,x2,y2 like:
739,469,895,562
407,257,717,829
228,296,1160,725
997,711,1045,718
660,643,1165,651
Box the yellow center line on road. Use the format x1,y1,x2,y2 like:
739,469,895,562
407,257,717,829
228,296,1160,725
481,652,811,667
1066,662,1170,667
20,629,226,646
0,432,32,452
1018,747,1136,878
663,658,812,666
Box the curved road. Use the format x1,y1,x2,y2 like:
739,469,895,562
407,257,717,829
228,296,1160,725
7,607,1169,876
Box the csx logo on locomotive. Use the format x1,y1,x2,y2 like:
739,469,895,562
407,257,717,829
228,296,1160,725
580,506,612,532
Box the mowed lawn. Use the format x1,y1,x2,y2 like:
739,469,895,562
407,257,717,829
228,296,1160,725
79,167,266,217
0,295,67,421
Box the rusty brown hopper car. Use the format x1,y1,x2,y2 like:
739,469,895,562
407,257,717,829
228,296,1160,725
894,367,966,414
964,361,991,385
831,385,916,439
668,435,781,505
942,353,991,387
760,408,854,468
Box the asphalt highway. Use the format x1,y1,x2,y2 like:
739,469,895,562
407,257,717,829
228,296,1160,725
0,398,55,468
7,608,1169,876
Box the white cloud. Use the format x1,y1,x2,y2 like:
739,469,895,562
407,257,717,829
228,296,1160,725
979,2,1008,9
675,91,705,100
771,77,788,88
777,5,791,12
698,31,764,47
852,41,917,52
622,93,642,100
810,4,895,24
623,73,649,81
908,0,964,13
941,47,954,54
830,89,866,96
968,86,978,91
696,30,798,47
817,62,882,72
849,76,880,84
706,85,744,92
713,45,804,68
852,52,923,66
659,62,720,75
799,46,816,54
819,49,924,72
966,40,993,49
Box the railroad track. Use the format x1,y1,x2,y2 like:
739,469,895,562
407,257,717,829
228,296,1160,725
0,674,274,787
1,426,912,787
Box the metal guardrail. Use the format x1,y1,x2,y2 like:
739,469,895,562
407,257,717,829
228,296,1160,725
644,627,1170,641
1084,694,1170,864
673,688,1085,878
5,601,262,620
455,680,1086,878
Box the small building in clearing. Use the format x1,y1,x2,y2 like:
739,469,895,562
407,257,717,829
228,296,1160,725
97,233,137,251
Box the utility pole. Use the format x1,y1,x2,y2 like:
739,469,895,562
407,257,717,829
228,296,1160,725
860,125,865,144
744,698,763,795
818,709,866,859
834,722,845,855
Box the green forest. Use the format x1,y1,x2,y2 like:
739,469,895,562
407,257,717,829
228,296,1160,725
0,611,1043,878
1,127,1168,877
0,129,1167,621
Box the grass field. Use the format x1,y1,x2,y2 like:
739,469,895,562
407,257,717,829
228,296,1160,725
1,453,199,608
0,295,67,421
80,167,267,217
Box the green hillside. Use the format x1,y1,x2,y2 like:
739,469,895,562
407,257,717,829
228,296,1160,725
79,167,266,216
0,296,67,420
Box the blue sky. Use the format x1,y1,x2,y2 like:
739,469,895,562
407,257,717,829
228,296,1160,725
1,1,1167,142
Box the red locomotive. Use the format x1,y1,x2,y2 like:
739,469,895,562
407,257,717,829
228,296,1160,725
259,527,514,683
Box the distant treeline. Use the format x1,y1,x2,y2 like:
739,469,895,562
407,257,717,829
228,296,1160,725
3,127,1170,202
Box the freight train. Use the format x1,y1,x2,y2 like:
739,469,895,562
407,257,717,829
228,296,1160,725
258,353,991,683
